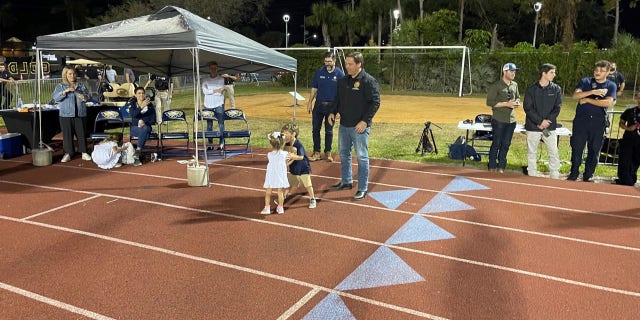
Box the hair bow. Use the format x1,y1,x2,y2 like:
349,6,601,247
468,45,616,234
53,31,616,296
267,131,281,139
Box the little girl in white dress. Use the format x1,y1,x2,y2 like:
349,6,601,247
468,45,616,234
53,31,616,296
261,131,290,215
91,134,123,169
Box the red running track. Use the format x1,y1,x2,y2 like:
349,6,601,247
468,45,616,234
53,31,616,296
1,150,639,319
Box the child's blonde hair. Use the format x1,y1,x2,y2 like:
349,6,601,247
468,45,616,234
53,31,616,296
102,133,121,143
281,122,299,137
267,131,285,150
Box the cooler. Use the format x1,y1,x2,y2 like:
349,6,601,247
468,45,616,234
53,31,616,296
0,133,24,159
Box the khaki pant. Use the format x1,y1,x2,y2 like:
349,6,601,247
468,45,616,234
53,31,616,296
526,130,560,178
224,84,235,109
154,90,171,123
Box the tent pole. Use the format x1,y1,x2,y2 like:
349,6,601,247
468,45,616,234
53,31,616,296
293,72,297,121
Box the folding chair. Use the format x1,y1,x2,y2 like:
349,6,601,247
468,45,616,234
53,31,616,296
89,108,125,145
223,109,251,156
159,109,190,158
470,113,492,155
193,109,224,156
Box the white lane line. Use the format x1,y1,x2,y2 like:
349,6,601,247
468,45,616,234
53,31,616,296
211,160,640,200
0,282,115,320
0,215,444,320
22,195,101,220
278,288,320,320
3,156,637,200
3,179,640,253
211,163,640,218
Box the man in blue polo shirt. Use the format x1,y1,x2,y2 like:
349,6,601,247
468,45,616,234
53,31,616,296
307,52,345,162
568,60,617,182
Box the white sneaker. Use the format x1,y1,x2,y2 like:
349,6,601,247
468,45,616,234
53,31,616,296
276,206,284,214
61,154,71,163
114,163,122,168
260,206,271,215
150,153,158,163
81,153,92,161
309,198,317,209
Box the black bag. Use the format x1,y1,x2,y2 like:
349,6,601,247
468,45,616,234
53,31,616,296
448,142,481,161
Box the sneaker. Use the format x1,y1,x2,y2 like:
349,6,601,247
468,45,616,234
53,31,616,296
549,172,560,179
498,169,505,173
309,152,321,161
309,198,317,209
324,152,333,162
114,163,122,168
81,153,92,161
260,206,271,215
276,205,284,214
61,153,71,163
133,158,142,166
150,153,158,163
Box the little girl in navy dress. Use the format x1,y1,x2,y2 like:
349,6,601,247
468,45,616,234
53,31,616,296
261,131,290,214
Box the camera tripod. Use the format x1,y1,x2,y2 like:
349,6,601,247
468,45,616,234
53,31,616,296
415,121,441,156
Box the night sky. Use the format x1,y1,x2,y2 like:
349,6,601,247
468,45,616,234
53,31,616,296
1,0,639,47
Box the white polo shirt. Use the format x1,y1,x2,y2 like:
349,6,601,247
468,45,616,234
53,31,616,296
201,75,225,109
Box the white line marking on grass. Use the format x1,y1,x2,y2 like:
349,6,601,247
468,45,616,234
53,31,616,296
0,215,444,320
0,281,115,320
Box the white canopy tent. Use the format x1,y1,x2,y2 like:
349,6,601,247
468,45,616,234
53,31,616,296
34,6,298,184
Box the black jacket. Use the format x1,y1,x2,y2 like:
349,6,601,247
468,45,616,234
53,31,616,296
330,68,380,128
523,81,562,131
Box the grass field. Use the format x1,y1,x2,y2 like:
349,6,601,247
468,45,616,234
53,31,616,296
4,82,634,179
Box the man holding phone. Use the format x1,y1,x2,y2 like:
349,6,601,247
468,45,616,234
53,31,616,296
130,87,157,166
523,63,562,179
485,63,521,173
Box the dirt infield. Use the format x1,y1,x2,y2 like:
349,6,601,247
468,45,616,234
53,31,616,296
233,93,527,124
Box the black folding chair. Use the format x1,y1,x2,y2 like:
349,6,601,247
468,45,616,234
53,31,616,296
159,109,190,158
223,109,252,157
470,114,492,155
90,108,125,145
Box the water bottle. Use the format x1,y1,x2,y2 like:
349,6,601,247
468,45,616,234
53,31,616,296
17,98,23,108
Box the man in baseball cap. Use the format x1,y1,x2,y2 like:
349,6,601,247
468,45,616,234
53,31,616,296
502,63,519,71
485,62,521,173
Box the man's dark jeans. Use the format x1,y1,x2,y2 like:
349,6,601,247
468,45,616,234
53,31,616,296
488,119,516,170
312,101,334,153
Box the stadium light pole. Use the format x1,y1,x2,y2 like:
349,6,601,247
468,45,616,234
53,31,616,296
283,14,290,48
532,2,542,47
304,33,317,45
393,9,400,30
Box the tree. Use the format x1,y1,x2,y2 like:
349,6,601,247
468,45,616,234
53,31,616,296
307,2,340,47
51,0,89,31
458,0,464,43
513,0,581,50
0,2,16,44
337,5,359,46
604,0,638,46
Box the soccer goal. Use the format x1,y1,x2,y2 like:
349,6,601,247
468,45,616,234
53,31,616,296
333,46,473,97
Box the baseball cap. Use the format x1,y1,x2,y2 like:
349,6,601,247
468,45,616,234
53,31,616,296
502,63,519,71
